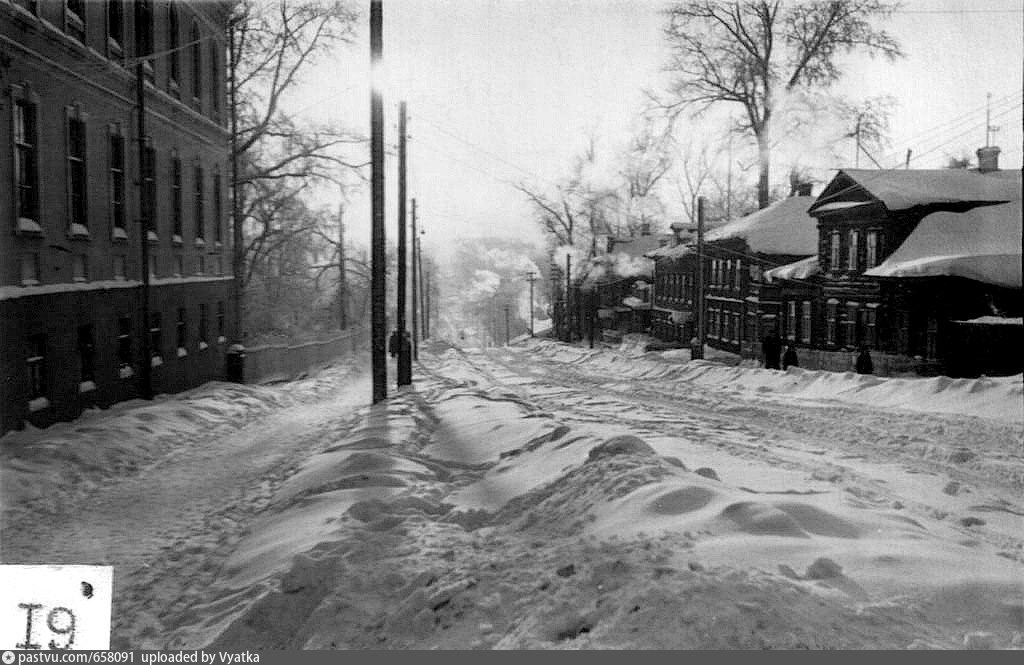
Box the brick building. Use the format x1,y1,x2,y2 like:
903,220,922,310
1,0,235,433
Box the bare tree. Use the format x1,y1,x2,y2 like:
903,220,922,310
658,1,903,209
228,0,365,338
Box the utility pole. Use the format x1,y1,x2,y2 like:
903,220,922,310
418,231,426,340
694,196,706,360
504,304,510,345
564,254,571,342
410,198,418,360
369,0,386,403
853,114,862,168
337,192,347,330
424,268,430,339
135,62,153,400
525,271,536,337
396,101,411,386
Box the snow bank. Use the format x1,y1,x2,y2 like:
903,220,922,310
0,362,361,527
527,339,1023,423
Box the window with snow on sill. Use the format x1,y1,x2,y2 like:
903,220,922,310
19,218,42,233
69,223,90,238
151,356,163,367
113,227,128,241
198,341,208,350
177,347,187,358
29,397,50,412
79,380,96,393
119,365,134,379
147,230,158,242
218,336,227,344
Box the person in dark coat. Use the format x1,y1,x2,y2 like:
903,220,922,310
856,346,874,374
782,344,799,370
388,330,400,358
762,330,782,370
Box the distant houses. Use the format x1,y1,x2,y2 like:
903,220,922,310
645,149,1022,377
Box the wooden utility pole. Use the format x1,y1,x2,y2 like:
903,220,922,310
525,271,536,337
370,0,386,402
410,198,418,360
136,62,153,400
337,195,347,330
418,233,426,340
694,196,706,360
424,268,430,339
564,254,571,342
396,101,411,386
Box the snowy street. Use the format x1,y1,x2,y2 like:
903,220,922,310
2,340,1022,649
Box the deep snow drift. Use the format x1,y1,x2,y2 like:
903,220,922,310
2,340,1022,649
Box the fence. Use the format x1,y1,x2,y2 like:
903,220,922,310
242,327,369,384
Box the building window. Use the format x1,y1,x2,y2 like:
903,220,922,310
135,0,153,57
142,144,156,236
168,2,180,91
217,300,225,341
78,324,95,384
196,255,206,275
786,301,797,340
174,255,184,277
172,155,183,241
190,22,202,105
15,1,39,15
210,43,221,114
118,317,133,373
14,98,40,228
176,307,187,354
149,254,157,277
109,130,126,238
847,230,859,272
829,231,841,272
113,255,127,280
67,116,88,233
865,306,878,349
193,163,205,240
216,254,224,276
865,231,879,269
107,0,124,56
213,171,223,243
926,317,939,359
26,335,47,402
20,253,40,286
199,304,209,346
826,302,838,346
801,301,812,344
845,303,859,347
65,0,86,42
73,254,89,282
150,312,162,361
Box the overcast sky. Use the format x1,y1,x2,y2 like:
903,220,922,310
294,0,1024,255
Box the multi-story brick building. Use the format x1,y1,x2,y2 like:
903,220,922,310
1,0,235,433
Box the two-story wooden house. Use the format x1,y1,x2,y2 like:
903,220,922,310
702,194,818,356
807,168,1019,370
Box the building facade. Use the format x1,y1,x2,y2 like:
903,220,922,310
1,0,235,433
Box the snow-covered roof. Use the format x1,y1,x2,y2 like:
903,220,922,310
606,234,665,258
864,199,1022,288
763,256,820,283
811,169,1021,214
953,316,1023,326
704,196,818,255
645,243,693,259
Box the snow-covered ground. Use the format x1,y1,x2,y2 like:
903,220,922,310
2,339,1021,649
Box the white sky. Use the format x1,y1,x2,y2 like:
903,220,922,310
293,0,1024,254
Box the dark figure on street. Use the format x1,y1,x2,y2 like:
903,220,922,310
782,344,799,370
856,346,874,374
762,331,782,370
388,330,400,358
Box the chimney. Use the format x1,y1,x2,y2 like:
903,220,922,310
796,182,813,197
976,146,1000,173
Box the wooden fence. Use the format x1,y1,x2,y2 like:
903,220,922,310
242,327,369,384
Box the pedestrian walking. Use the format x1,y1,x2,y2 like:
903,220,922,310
762,330,782,370
856,346,874,374
782,344,799,370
